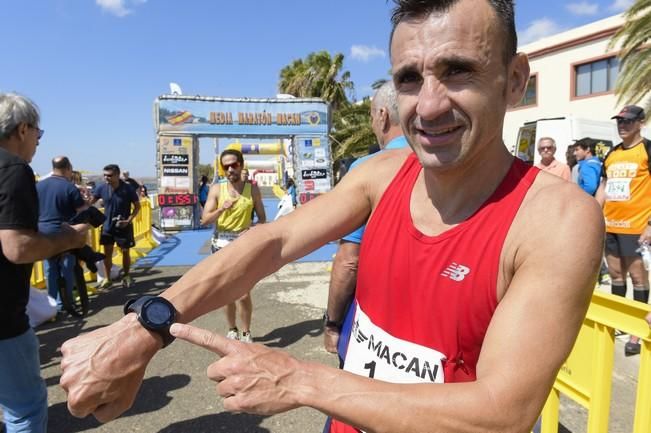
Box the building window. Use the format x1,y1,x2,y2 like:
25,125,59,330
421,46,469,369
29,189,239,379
515,75,537,107
575,57,619,97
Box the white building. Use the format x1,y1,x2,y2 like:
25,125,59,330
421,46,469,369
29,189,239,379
504,13,650,163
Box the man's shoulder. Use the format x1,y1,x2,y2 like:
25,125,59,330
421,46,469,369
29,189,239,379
350,138,409,171
521,173,601,226
36,176,64,192
352,147,411,171
0,151,30,178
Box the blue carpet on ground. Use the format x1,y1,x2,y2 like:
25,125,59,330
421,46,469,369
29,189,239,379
137,198,338,268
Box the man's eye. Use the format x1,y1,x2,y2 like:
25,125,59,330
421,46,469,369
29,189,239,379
446,65,473,77
396,71,421,84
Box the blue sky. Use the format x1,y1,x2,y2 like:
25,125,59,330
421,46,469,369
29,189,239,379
2,0,634,177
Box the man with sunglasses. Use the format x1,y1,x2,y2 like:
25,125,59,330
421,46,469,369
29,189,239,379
91,164,141,289
535,136,571,180
0,93,89,433
596,105,651,356
200,149,266,342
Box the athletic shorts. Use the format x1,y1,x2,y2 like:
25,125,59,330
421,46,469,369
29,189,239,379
605,232,641,258
100,225,135,249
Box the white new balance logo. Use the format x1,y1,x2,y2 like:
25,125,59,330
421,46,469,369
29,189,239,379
441,263,471,281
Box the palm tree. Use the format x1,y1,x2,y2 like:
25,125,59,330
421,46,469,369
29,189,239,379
608,0,651,111
278,51,354,111
330,99,375,160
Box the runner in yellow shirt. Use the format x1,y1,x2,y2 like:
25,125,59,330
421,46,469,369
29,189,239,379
200,149,266,342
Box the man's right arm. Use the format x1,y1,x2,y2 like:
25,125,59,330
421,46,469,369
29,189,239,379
60,150,398,423
0,224,89,264
200,184,223,226
324,240,360,353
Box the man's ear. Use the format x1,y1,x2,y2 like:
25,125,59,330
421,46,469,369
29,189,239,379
15,122,29,140
506,53,530,107
380,108,390,132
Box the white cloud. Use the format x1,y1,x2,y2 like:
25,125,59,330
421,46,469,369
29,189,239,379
609,0,634,12
96,0,147,17
566,1,599,15
518,18,564,45
350,45,386,62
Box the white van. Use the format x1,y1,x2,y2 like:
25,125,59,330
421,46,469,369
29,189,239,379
513,116,620,165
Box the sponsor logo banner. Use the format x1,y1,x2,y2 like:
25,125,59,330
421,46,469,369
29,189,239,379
162,166,189,177
162,154,190,165
301,168,327,180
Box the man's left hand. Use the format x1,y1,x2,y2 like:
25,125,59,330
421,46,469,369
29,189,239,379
170,323,304,415
639,225,651,245
60,316,161,422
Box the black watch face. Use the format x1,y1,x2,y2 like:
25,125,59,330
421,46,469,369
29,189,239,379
143,300,173,327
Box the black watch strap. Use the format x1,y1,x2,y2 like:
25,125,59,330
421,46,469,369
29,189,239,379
124,296,177,348
323,311,342,331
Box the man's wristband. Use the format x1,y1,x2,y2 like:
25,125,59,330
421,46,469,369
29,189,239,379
323,311,342,331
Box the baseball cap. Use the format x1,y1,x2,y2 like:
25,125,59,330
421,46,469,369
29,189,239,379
611,105,645,120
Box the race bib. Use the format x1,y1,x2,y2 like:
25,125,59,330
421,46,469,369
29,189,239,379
211,231,240,251
343,306,445,384
605,178,632,201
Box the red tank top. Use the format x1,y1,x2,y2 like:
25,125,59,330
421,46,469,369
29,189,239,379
329,154,539,433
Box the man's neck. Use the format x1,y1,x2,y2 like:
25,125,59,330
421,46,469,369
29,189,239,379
622,133,643,149
379,127,403,150
0,139,21,159
228,178,244,190
52,169,68,179
540,157,555,167
419,143,513,225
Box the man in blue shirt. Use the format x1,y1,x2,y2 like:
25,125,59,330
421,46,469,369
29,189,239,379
37,156,87,307
92,164,140,288
573,138,602,196
324,81,408,357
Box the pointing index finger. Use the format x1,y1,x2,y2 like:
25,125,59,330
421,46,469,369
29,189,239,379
170,323,231,356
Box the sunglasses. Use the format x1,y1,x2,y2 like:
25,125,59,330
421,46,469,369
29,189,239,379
538,146,555,152
29,124,44,140
221,161,241,171
616,118,638,125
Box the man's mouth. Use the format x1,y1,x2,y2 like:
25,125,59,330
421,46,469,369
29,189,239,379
418,125,462,137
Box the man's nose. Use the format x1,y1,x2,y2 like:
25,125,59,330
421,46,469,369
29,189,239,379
416,76,452,121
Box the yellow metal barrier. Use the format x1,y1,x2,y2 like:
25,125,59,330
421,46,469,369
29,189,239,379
30,261,46,289
541,291,651,433
30,199,156,288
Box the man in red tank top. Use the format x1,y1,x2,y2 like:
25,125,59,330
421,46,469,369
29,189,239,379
61,1,604,432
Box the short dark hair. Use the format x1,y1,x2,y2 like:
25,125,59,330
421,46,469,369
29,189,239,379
103,164,120,175
52,156,71,170
574,138,596,155
390,0,517,64
220,149,244,166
